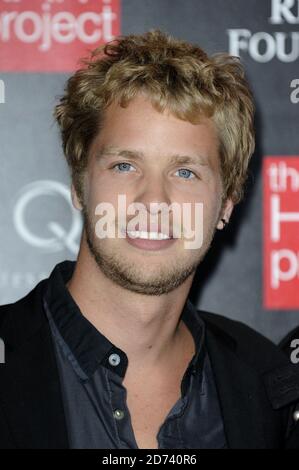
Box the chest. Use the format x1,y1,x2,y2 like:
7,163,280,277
121,326,195,448
127,388,181,448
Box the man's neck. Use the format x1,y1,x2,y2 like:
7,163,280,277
66,246,195,372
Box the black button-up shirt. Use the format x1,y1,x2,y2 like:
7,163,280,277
42,260,227,449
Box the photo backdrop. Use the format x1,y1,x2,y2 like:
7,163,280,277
0,0,298,343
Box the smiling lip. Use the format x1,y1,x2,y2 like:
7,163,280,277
124,230,176,251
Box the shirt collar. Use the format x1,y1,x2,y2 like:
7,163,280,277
43,260,205,380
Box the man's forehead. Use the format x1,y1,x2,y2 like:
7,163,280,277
91,96,221,170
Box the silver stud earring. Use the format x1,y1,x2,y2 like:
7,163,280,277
221,218,227,229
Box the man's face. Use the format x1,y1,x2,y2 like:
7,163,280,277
73,94,233,296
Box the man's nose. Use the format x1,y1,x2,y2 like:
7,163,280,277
134,174,172,213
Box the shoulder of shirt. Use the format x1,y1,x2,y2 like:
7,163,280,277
197,308,286,367
197,308,299,409
0,278,48,350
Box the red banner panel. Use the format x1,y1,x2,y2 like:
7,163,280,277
0,0,121,72
264,157,299,309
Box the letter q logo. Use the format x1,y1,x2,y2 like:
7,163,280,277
13,180,82,254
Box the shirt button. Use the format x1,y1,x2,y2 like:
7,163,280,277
108,353,121,366
293,410,299,422
113,409,125,420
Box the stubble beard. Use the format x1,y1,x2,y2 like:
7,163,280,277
81,202,218,296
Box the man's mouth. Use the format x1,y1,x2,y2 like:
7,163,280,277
126,230,172,240
120,227,176,251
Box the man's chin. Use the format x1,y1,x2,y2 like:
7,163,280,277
85,233,200,294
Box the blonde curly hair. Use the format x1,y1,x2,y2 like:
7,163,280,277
54,29,255,206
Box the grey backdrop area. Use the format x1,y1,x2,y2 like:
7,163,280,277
0,0,298,343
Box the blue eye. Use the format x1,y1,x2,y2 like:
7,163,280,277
113,162,135,172
176,168,195,179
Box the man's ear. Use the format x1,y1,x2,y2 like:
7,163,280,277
70,183,83,211
216,197,234,230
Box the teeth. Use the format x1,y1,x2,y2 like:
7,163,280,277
127,230,170,240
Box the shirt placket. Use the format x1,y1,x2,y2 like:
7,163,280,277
105,360,139,449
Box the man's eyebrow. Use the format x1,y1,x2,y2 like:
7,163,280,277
95,146,210,166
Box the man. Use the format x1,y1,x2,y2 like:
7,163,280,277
0,30,295,449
